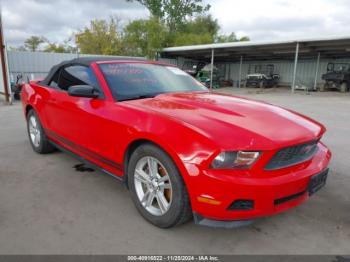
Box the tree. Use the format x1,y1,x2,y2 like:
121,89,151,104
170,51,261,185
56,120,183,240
44,43,68,53
127,0,210,31
239,36,250,42
75,17,123,55
215,32,250,43
8,46,27,51
44,43,65,53
123,17,167,58
24,36,45,51
44,39,77,53
215,32,238,43
171,15,219,46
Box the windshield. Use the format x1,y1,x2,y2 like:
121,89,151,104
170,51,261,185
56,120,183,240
99,63,208,101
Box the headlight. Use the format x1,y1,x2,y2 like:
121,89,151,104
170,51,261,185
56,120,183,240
211,151,260,169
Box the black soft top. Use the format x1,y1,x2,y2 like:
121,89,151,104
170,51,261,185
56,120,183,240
41,56,146,85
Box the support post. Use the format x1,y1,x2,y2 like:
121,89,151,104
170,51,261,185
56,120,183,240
210,49,214,90
0,12,10,103
313,52,321,91
238,55,243,88
291,42,300,93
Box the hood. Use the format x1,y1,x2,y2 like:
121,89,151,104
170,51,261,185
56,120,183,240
125,92,325,150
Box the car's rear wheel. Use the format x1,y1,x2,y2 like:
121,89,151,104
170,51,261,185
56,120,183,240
27,109,55,154
128,144,192,228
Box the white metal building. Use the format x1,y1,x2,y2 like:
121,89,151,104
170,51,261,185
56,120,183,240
160,36,350,91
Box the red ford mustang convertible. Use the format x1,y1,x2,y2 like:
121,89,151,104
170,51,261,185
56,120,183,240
21,57,331,228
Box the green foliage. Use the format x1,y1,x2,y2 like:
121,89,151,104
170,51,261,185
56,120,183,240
24,36,45,51
172,15,220,46
172,32,213,46
187,15,220,37
123,17,167,58
43,42,77,53
215,32,238,43
44,43,67,53
239,36,250,42
76,17,123,55
127,0,210,31
8,46,27,51
215,32,250,43
14,36,76,53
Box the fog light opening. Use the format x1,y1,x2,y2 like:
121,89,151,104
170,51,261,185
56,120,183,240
228,199,254,210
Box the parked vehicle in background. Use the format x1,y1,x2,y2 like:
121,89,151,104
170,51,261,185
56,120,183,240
21,57,331,229
196,64,220,88
321,62,350,92
182,61,206,77
245,64,280,88
10,74,24,100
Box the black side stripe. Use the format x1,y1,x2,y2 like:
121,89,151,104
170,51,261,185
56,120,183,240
45,129,123,171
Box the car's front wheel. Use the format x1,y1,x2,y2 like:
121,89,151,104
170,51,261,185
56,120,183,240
128,144,192,228
26,109,55,154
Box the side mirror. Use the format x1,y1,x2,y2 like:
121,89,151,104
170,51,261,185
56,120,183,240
68,85,100,98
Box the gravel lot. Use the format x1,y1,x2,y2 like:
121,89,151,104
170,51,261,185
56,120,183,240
0,87,349,255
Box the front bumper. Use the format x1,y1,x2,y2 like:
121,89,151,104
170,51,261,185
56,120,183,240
185,143,331,224
193,212,255,228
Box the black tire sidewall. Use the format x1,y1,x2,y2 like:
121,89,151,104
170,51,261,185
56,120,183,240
128,144,189,228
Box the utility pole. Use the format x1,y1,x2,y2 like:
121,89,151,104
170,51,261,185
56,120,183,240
0,10,10,103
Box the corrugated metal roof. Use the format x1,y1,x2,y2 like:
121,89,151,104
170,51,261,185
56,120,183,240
161,35,350,62
162,35,350,52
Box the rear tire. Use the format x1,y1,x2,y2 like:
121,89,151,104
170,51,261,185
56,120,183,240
26,109,55,154
127,144,192,228
340,82,347,93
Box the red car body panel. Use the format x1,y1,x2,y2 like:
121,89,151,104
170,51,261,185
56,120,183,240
21,60,331,222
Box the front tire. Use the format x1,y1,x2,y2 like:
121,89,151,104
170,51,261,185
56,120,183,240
26,109,55,154
128,144,192,228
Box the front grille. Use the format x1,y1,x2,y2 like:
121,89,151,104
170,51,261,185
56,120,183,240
265,140,319,170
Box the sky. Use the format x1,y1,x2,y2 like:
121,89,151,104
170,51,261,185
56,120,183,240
2,0,350,47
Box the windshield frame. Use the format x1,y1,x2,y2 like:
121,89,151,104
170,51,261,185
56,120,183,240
97,61,208,102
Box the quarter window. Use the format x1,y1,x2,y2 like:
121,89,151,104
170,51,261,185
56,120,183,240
50,65,100,91
48,70,60,88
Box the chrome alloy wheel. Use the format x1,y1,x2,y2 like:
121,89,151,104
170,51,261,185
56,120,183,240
28,115,41,147
134,156,173,216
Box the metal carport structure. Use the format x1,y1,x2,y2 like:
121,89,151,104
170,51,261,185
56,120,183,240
160,36,350,91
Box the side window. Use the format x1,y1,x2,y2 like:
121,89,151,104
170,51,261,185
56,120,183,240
53,65,100,91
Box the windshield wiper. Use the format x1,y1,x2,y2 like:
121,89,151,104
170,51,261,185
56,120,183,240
119,94,157,102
